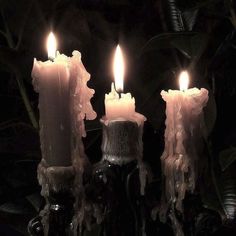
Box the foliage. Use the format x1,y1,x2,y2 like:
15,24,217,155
219,147,236,171
0,0,236,235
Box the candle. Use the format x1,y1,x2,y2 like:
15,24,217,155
104,45,144,124
105,82,135,120
159,71,208,235
101,45,146,195
32,32,96,167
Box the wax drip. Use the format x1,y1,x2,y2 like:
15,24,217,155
159,88,208,235
69,51,97,233
137,123,147,196
37,160,75,235
32,50,96,234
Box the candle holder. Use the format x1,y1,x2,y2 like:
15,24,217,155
87,119,149,236
28,159,75,236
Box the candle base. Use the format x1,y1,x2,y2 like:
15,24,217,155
87,119,149,235
28,159,75,236
91,160,142,235
101,120,142,165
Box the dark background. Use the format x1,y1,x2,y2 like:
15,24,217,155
0,0,236,235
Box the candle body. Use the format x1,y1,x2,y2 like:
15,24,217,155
32,51,96,167
33,55,71,166
105,83,135,120
160,87,208,230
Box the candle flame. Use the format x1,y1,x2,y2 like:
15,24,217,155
47,32,57,60
179,71,189,91
113,45,124,92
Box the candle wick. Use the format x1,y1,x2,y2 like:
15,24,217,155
114,85,122,98
116,88,122,98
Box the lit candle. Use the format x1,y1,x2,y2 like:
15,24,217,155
159,71,208,235
32,32,96,167
101,45,146,195
104,45,143,123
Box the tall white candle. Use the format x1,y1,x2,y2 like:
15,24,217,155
32,32,96,167
160,71,208,235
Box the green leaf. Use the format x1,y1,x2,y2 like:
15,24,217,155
201,152,225,217
26,193,42,212
0,204,31,235
219,164,236,223
0,199,35,215
140,32,208,63
201,143,236,224
219,147,236,171
182,9,199,31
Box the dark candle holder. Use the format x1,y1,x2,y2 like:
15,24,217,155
28,160,75,236
26,119,224,236
87,119,148,236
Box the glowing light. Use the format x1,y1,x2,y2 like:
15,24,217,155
179,71,189,91
113,45,125,92
47,32,57,60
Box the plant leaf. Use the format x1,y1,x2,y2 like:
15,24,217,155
182,9,199,31
140,32,208,63
219,147,236,171
202,146,236,226
0,199,35,215
201,153,225,217
26,193,43,212
220,163,236,224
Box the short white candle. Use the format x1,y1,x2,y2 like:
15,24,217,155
105,82,135,120
104,45,143,124
161,71,209,162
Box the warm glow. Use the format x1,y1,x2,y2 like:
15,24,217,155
47,32,57,60
179,71,189,91
113,45,124,92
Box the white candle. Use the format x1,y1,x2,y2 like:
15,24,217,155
32,32,96,167
161,71,209,168
105,82,135,120
104,45,143,123
159,71,208,234
102,45,146,195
